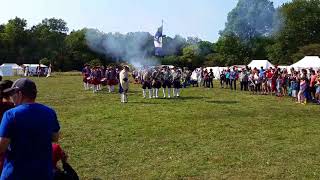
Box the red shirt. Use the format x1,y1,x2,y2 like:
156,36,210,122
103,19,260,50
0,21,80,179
266,71,273,79
52,143,64,169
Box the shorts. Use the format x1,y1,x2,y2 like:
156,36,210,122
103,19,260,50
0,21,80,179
162,80,172,88
142,81,152,89
267,80,272,87
316,86,320,94
92,78,100,85
152,81,162,89
83,76,89,83
100,78,108,85
173,80,181,89
107,79,118,86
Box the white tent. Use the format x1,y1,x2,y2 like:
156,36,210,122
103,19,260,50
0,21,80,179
205,67,229,79
205,67,220,79
248,60,274,69
23,64,48,76
290,56,320,70
0,63,22,76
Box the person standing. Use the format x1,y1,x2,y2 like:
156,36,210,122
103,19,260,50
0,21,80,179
208,69,214,88
229,67,237,90
106,67,118,93
46,64,52,78
119,66,130,103
0,78,60,179
172,68,182,97
0,80,15,174
220,70,226,88
152,68,162,98
162,67,172,98
142,69,153,98
0,80,15,120
82,64,91,90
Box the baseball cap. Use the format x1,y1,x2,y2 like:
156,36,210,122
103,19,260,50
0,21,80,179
3,78,37,98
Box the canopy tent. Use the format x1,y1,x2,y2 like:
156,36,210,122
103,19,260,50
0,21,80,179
22,64,48,76
0,63,23,76
248,60,274,70
205,67,220,79
205,67,229,79
290,56,320,70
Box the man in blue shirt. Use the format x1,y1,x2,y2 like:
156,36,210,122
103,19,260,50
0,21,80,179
0,78,60,180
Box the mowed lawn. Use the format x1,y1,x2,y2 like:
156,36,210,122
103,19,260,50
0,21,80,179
6,74,320,179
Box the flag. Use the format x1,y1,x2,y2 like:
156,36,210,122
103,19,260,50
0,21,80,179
154,26,163,56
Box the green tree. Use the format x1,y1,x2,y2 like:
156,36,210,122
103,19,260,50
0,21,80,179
291,44,320,62
39,58,51,66
89,58,102,67
0,17,29,64
215,34,250,66
221,0,276,41
30,18,69,70
268,0,320,64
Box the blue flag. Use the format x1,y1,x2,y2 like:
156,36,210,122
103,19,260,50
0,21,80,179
154,26,163,56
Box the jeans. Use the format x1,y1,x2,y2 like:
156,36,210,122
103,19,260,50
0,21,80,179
240,81,248,91
230,79,237,90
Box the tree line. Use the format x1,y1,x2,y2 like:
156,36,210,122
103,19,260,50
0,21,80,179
0,0,319,71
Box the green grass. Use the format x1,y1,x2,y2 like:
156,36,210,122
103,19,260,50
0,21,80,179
5,75,320,179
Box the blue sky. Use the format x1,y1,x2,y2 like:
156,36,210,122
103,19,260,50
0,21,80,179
0,0,290,42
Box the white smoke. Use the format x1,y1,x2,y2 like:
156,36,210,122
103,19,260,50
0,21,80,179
85,29,160,68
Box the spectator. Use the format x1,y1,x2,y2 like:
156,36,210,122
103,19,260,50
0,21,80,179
315,71,320,104
0,78,60,179
298,77,307,104
229,68,237,90
52,143,79,180
220,70,226,88
0,80,15,119
208,69,214,88
0,80,15,174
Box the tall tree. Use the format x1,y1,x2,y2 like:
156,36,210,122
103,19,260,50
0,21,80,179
268,0,320,64
215,34,250,66
30,18,69,70
0,17,29,63
221,0,276,41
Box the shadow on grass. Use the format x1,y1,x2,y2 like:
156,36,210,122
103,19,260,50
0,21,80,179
129,101,164,105
206,100,239,104
177,96,208,100
128,96,207,104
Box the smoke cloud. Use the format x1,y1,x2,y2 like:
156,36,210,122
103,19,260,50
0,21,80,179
85,29,160,68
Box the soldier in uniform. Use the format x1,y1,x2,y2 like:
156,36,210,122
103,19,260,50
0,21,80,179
90,67,99,93
142,68,153,98
162,66,172,98
172,68,182,97
106,66,118,93
152,67,162,98
119,66,130,103
81,64,91,90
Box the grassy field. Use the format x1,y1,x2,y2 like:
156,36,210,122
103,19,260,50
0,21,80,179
5,74,320,179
